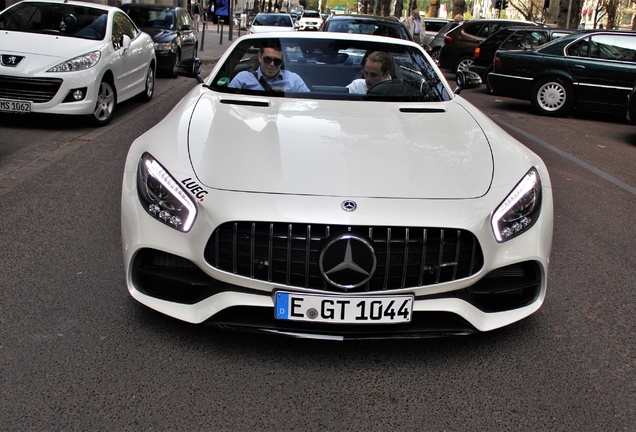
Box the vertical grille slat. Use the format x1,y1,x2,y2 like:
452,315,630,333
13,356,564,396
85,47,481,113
452,230,461,280
383,228,392,290
286,224,292,285
401,228,410,289
418,229,428,286
304,225,311,288
232,222,238,274
268,223,274,282
436,229,445,284
250,223,256,278
204,222,484,293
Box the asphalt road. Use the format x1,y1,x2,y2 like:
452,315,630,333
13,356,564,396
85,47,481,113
0,70,634,430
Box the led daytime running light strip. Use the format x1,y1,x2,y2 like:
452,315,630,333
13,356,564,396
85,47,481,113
492,170,538,243
145,158,196,232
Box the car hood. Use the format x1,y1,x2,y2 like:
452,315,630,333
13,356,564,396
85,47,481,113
0,31,103,72
138,27,176,40
187,95,493,199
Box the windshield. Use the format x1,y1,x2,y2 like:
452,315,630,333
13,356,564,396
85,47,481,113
123,7,176,31
253,14,292,27
210,37,451,102
326,19,410,40
0,2,108,40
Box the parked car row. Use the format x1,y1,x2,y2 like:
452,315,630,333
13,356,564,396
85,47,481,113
434,18,636,121
488,30,636,118
470,26,574,89
120,3,198,78
439,18,542,71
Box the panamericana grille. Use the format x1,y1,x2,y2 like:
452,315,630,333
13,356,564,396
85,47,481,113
0,75,63,103
204,222,484,293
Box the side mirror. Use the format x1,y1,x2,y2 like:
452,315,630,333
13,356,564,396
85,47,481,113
174,57,204,83
454,70,481,95
120,34,132,51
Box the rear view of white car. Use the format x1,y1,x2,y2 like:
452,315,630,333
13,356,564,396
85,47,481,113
0,0,156,126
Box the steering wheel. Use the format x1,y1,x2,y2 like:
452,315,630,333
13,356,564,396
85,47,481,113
367,80,421,97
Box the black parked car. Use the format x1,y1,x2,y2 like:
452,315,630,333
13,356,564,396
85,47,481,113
121,3,198,77
470,26,573,85
628,81,636,124
321,14,413,41
489,30,636,117
424,21,460,63
439,19,540,71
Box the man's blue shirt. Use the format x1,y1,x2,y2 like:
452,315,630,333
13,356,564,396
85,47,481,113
228,67,310,92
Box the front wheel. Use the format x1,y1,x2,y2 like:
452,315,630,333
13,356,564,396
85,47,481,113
429,48,440,64
138,64,155,102
92,79,116,126
168,50,181,78
531,77,574,116
455,56,473,72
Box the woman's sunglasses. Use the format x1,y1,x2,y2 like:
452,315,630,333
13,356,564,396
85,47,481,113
262,56,283,66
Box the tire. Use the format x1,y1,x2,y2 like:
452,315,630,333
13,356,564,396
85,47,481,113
168,50,181,78
455,56,473,72
429,48,440,64
138,64,155,102
485,66,494,93
92,79,116,126
531,77,575,116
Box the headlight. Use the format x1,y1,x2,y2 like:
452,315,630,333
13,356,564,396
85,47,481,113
491,168,542,243
47,51,101,72
154,42,174,52
136,153,197,232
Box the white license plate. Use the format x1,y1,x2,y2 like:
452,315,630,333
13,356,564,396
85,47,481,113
275,292,413,324
0,99,31,113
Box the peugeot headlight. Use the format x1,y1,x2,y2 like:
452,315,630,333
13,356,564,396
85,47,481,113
136,153,197,232
492,168,542,243
47,51,101,72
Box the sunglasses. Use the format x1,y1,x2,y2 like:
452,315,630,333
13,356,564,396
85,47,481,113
262,56,283,66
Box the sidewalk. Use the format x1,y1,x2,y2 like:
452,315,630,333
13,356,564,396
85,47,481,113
196,24,245,64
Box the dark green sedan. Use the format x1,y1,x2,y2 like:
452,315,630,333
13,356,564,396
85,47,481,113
488,30,636,117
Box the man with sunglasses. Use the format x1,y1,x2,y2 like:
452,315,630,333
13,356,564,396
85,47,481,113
229,45,309,93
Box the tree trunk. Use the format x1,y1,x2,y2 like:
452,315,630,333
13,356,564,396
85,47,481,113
452,0,466,18
557,0,581,29
605,0,619,29
394,0,404,18
382,0,391,16
428,0,440,18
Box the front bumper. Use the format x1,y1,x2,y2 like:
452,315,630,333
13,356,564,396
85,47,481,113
469,65,489,82
122,178,553,339
155,50,178,71
0,68,102,116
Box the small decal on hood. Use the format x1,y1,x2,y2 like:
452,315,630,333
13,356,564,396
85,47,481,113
181,178,209,201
